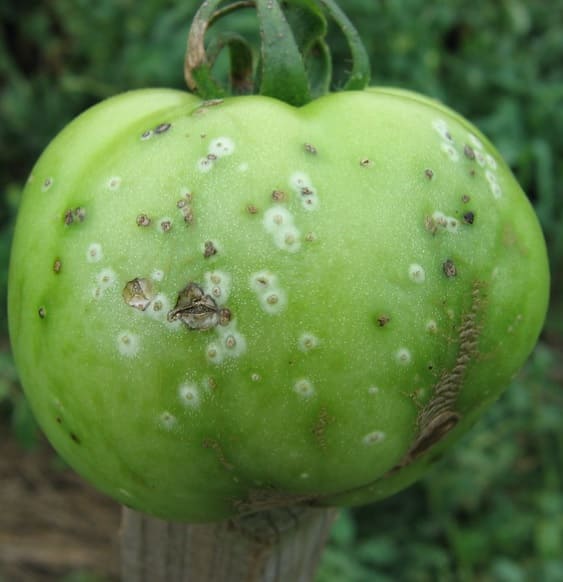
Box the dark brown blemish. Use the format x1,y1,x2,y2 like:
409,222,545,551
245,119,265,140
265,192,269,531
123,278,154,311
304,143,317,155
38,307,46,319
70,432,81,444
424,168,435,180
168,282,231,331
136,214,151,227
461,194,471,204
204,241,218,258
390,281,484,470
312,407,335,450
154,122,171,134
443,259,457,278
64,207,86,226
272,190,286,202
377,315,391,327
203,438,234,471
463,144,476,160
463,211,475,225
247,204,259,215
53,259,62,273
160,220,172,233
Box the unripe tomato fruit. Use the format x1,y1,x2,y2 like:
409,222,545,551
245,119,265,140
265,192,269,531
8,87,549,521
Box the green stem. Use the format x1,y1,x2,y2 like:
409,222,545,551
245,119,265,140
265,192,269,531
255,0,311,105
184,0,371,104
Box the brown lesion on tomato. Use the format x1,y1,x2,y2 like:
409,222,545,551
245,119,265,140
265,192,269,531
233,488,318,518
272,189,286,202
63,207,86,226
203,240,218,258
168,282,232,331
389,281,486,472
376,314,391,328
202,438,234,472
312,406,335,450
123,277,154,311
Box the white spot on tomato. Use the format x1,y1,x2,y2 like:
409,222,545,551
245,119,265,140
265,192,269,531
293,379,315,399
41,177,54,192
116,331,140,357
159,411,177,430
408,264,426,283
396,348,412,365
298,333,319,352
107,176,122,190
178,383,201,409
86,243,103,263
208,137,235,158
362,431,386,446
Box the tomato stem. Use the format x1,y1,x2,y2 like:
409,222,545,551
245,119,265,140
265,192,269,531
184,0,371,105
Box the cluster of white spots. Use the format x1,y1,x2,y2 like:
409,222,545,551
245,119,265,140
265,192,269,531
41,177,54,192
432,211,459,233
86,243,103,263
93,268,117,299
107,176,122,190
204,270,232,303
468,133,484,150
250,271,287,315
395,348,412,365
178,383,201,409
362,430,386,446
293,378,315,399
467,132,502,198
432,119,460,163
209,137,235,158
486,169,503,199
298,332,319,352
159,411,177,430
486,154,498,171
426,320,438,334
206,322,247,365
197,137,236,172
116,331,140,357
289,171,320,211
263,206,302,253
408,263,426,283
368,385,380,395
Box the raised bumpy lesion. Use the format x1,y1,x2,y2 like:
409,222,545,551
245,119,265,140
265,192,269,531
390,280,485,472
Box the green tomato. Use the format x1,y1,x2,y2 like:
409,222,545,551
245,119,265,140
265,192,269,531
8,87,549,522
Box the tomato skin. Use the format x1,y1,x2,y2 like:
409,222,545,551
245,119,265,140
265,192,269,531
8,88,549,521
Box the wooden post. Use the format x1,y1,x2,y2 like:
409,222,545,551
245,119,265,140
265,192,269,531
121,506,338,582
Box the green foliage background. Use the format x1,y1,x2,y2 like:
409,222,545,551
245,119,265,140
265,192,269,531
1,1,562,581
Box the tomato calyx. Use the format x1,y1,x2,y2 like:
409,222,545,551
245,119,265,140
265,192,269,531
184,0,371,106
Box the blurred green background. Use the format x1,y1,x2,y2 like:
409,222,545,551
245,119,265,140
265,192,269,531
1,1,562,581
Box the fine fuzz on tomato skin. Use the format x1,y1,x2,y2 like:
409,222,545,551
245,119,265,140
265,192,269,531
8,88,549,522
